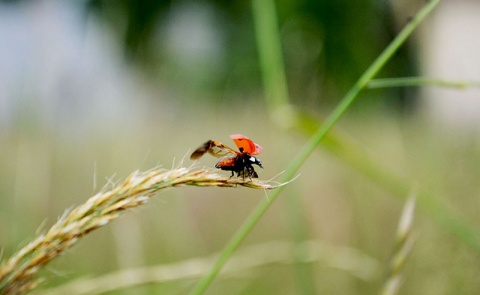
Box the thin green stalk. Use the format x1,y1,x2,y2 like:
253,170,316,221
190,1,442,294
368,77,480,89
252,0,289,113
253,0,315,294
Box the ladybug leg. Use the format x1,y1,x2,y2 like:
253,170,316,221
244,165,256,180
245,166,253,180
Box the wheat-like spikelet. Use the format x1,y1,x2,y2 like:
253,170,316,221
0,167,288,295
380,195,416,295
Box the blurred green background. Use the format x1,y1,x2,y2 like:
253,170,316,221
1,0,480,294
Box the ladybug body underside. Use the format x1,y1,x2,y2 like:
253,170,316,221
215,154,262,178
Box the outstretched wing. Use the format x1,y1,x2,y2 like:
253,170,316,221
190,140,238,160
230,134,263,155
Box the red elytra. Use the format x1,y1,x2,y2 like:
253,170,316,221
230,134,263,155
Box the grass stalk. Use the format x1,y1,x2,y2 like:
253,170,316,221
190,1,441,294
368,77,480,89
0,167,286,295
252,0,289,114
252,0,316,293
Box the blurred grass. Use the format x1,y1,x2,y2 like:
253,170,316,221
368,77,480,89
44,239,380,295
252,0,315,294
297,112,480,251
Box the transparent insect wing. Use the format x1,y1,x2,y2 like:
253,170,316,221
207,141,238,158
190,140,237,160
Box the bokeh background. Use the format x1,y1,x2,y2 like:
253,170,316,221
1,0,480,294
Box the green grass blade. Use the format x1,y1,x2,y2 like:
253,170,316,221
252,0,316,294
368,77,480,89
252,0,289,113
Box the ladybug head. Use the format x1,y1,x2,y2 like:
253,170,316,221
248,156,263,168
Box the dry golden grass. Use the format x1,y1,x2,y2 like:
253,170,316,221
380,196,416,295
0,166,287,295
